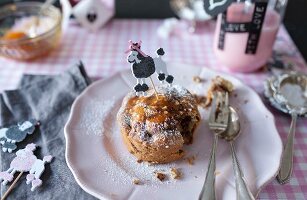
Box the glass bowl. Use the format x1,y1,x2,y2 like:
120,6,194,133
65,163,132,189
0,2,62,60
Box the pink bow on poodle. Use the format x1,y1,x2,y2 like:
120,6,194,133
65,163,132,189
125,40,148,57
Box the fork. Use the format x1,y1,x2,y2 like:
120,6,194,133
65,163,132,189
199,91,230,200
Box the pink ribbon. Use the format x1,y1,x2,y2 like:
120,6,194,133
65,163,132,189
125,40,148,57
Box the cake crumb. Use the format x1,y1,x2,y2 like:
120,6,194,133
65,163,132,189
147,162,154,166
137,159,143,163
133,178,141,185
193,76,204,83
205,76,234,107
192,94,207,109
185,155,196,165
214,171,221,176
170,168,182,179
155,172,166,181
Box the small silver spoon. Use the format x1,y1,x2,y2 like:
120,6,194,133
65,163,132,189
265,73,307,184
219,107,255,200
273,74,307,184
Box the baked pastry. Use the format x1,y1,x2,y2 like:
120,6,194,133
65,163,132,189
117,85,201,163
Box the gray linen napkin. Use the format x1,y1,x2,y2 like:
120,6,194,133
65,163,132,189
0,62,97,200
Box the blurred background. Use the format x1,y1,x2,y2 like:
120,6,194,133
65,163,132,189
2,0,306,60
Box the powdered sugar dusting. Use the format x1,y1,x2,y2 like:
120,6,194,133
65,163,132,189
100,154,134,186
156,84,191,98
152,130,183,146
78,98,115,136
102,140,181,188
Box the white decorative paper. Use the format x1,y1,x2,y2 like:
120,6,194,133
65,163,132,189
60,0,114,31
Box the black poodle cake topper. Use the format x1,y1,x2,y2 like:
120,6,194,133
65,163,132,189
126,40,174,96
0,119,40,153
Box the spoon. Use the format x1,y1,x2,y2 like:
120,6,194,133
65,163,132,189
219,106,255,200
265,75,307,118
273,74,307,184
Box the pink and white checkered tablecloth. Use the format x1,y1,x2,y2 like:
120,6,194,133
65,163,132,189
0,19,306,199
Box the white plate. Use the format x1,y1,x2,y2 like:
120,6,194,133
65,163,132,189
65,63,282,200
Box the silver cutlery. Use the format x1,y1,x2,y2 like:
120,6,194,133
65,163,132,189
273,74,307,184
199,91,230,200
265,73,307,184
277,112,297,184
219,106,255,200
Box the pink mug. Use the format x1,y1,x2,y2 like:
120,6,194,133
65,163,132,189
213,0,288,72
